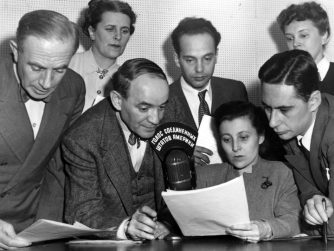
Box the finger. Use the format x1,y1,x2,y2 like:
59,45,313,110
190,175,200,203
128,221,155,240
314,200,329,223
229,223,252,231
193,152,210,165
304,204,321,225
195,146,213,156
193,156,207,168
323,198,334,219
133,217,157,233
154,222,170,239
306,199,324,224
139,206,157,219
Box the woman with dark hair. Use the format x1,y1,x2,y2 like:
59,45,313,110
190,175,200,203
70,0,136,113
196,101,301,242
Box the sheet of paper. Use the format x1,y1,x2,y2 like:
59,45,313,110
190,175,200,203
196,115,223,164
162,176,250,236
18,219,115,243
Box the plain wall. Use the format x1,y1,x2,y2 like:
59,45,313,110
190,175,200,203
1,0,334,104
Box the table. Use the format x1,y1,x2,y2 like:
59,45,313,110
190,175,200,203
18,236,334,251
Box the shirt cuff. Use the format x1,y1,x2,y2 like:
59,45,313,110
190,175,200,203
116,217,130,239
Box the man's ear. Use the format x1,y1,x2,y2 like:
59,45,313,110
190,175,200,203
321,30,330,46
110,90,123,111
174,52,180,68
9,40,18,63
308,90,321,112
88,26,96,41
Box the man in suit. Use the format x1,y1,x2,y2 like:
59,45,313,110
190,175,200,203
259,49,334,234
63,58,170,240
167,17,248,167
0,10,85,249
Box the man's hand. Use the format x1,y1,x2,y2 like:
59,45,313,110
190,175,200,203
0,220,31,250
126,206,158,240
304,195,334,225
193,146,213,168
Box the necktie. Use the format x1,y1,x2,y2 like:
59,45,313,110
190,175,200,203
128,132,140,148
298,138,310,161
198,90,210,125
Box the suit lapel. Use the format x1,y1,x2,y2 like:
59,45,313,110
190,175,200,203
284,138,317,187
3,91,70,193
100,106,133,215
0,64,34,163
309,99,330,193
173,80,197,130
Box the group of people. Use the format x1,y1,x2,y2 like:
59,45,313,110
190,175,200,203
1,0,334,249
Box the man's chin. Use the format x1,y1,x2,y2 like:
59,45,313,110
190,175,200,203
276,132,294,141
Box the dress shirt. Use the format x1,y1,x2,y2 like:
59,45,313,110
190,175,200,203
69,48,119,112
14,64,45,139
116,113,147,172
180,77,212,128
317,56,330,81
25,99,45,139
296,117,316,151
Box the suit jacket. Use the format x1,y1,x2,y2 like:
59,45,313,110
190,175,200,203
284,93,334,233
196,158,301,239
163,76,248,130
62,98,165,232
320,63,334,95
0,57,85,231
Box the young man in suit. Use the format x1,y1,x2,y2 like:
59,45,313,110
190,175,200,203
0,10,85,249
63,58,171,240
259,49,334,234
166,17,248,167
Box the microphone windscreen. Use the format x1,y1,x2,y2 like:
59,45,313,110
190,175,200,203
164,149,192,190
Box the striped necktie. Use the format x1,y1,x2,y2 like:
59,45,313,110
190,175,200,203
198,90,210,125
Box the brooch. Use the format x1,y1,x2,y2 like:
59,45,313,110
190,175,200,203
261,176,272,189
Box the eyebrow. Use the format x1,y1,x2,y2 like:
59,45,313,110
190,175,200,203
261,101,293,110
138,100,169,106
28,61,68,70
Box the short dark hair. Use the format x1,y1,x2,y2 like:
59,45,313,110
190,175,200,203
258,49,319,102
82,0,136,37
214,101,285,161
277,1,330,37
215,101,266,137
16,10,79,54
171,17,221,56
112,58,167,99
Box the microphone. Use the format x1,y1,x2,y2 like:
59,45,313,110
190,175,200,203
164,149,193,191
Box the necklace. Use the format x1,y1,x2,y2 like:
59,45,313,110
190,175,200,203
96,68,109,79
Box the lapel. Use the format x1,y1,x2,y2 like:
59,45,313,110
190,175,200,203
284,138,320,189
211,77,222,112
2,85,70,193
309,97,330,192
0,60,34,163
100,103,133,215
172,79,197,130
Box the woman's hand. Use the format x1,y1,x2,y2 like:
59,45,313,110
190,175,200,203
226,220,272,243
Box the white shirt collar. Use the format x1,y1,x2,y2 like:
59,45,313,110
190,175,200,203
297,116,316,151
317,56,330,81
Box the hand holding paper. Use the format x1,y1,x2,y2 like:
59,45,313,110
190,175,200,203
162,176,250,236
195,115,223,166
